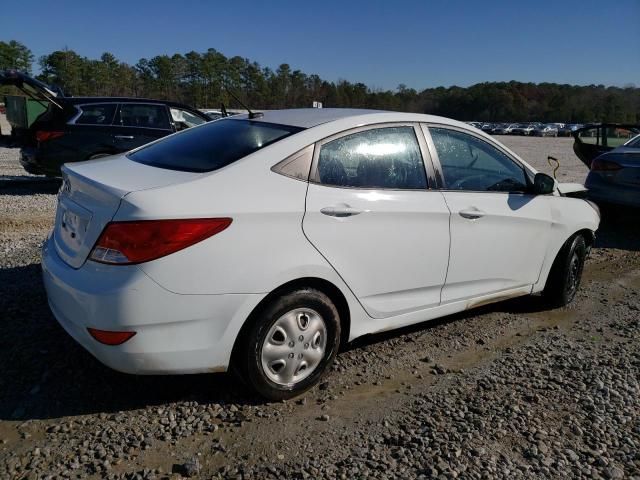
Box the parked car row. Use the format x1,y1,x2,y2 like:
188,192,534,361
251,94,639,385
467,121,585,137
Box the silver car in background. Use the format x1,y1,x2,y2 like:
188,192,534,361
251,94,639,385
533,124,559,137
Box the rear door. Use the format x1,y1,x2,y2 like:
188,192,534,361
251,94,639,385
112,103,174,152
425,125,552,304
66,103,119,158
303,124,450,318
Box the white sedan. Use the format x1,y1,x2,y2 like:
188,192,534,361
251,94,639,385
42,109,600,399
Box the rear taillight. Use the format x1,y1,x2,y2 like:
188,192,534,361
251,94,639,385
36,131,65,142
591,159,622,171
88,328,136,346
90,218,232,265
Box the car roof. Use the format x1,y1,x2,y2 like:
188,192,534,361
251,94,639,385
229,108,466,129
62,97,199,110
230,108,389,128
217,108,540,177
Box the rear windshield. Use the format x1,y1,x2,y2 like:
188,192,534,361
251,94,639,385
128,119,303,172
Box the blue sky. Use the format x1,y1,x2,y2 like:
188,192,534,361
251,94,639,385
3,0,639,90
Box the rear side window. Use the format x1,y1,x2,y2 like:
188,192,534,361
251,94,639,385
128,119,303,172
75,104,117,125
316,126,427,189
117,104,171,130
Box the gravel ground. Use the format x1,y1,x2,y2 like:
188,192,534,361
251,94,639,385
499,136,589,184
1,128,639,479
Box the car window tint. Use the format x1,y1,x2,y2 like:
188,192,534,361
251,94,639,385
118,104,171,130
317,127,427,189
75,104,117,125
170,108,206,130
430,127,528,192
128,119,302,173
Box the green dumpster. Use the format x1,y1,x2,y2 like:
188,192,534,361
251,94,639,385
3,95,49,143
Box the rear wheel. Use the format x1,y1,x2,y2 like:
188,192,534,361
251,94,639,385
543,235,587,307
236,288,341,400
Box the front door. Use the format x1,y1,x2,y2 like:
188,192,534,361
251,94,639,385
303,124,450,318
426,125,553,304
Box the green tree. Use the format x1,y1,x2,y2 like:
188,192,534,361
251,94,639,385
0,40,34,73
38,49,85,96
3,39,638,123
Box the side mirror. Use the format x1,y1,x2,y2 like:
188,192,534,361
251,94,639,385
532,172,556,195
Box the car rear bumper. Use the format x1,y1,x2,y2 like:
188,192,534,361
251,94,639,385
585,173,640,208
20,147,67,177
41,235,265,374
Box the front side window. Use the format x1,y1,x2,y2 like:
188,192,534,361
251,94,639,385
429,127,528,192
75,104,117,125
118,104,171,130
170,108,207,131
316,126,427,189
128,119,302,172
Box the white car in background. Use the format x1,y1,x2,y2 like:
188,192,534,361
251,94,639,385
42,109,600,399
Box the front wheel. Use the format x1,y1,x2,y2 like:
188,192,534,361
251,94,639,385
543,235,587,307
236,288,341,400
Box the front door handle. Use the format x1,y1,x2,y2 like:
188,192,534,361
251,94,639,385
114,135,134,140
459,207,486,220
320,204,363,218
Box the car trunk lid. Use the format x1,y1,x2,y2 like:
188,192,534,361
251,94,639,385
54,154,202,268
572,124,640,167
0,69,64,109
608,152,640,187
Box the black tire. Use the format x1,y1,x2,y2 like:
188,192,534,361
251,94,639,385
543,235,586,307
236,288,341,400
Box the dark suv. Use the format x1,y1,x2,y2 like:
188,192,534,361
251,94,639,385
1,70,209,176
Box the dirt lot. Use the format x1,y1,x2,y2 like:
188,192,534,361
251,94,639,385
0,131,639,479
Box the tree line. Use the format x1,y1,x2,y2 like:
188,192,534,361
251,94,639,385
1,40,638,123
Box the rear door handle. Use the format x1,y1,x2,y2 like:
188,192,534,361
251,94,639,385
114,135,134,140
459,207,486,220
320,204,363,218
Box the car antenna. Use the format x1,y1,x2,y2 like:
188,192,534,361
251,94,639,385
225,87,263,119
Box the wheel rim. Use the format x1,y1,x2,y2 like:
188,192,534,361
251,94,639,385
260,308,327,386
567,252,581,297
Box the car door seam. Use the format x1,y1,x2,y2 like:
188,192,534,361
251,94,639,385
301,182,376,320
438,191,453,306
